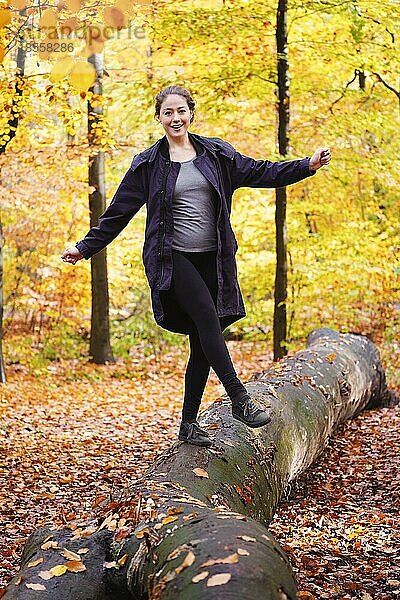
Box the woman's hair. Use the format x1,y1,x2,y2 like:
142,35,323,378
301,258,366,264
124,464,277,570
154,85,195,123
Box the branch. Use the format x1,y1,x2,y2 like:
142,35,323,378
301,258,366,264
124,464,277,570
372,72,400,103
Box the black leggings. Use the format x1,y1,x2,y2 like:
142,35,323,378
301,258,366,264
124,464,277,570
171,249,246,423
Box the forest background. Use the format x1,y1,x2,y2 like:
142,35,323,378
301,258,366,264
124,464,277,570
1,0,399,377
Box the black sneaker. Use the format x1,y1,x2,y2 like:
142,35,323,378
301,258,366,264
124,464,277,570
232,394,271,428
178,421,212,447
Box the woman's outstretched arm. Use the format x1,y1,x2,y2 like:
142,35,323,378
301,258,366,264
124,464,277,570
61,165,146,264
229,146,331,190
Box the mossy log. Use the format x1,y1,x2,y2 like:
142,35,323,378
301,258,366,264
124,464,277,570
4,329,393,600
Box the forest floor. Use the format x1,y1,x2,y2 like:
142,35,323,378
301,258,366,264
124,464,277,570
0,337,399,599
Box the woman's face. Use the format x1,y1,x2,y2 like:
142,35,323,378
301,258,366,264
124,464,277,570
157,94,193,139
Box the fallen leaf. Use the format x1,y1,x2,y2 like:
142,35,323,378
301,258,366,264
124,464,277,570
104,561,117,569
162,515,179,525
325,353,337,363
135,527,150,539
26,583,47,590
201,553,238,567
221,439,235,447
27,558,43,568
237,535,256,542
60,549,81,561
117,554,129,567
237,548,250,556
66,560,86,572
206,572,231,587
50,564,68,576
78,548,90,554
39,570,54,580
192,468,209,478
41,540,59,550
183,512,198,521
192,570,209,583
175,550,195,573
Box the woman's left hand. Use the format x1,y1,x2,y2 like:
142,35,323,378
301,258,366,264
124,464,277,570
309,148,331,171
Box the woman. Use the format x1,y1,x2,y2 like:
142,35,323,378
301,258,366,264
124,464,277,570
62,85,331,448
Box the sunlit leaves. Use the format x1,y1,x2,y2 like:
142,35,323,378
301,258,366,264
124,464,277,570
69,60,96,91
50,55,75,82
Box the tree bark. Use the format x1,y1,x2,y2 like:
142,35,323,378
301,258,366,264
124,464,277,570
0,221,6,383
274,0,290,360
88,53,114,364
4,329,394,599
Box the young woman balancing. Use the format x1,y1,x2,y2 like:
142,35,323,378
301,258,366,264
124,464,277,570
62,85,331,448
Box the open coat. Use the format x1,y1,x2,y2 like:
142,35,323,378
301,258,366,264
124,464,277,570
76,132,315,334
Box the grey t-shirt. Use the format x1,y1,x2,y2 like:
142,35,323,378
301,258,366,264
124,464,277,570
171,158,217,252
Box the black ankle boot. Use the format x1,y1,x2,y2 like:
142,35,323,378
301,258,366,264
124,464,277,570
178,421,212,447
232,394,271,428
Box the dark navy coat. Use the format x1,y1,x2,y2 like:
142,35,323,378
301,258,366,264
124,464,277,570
76,132,314,334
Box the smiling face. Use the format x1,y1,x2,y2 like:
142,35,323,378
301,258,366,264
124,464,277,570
157,94,193,140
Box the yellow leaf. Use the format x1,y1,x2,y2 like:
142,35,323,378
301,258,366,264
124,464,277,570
0,8,12,28
39,8,58,29
201,553,238,567
325,353,337,363
38,570,54,580
237,535,256,542
66,0,81,12
0,44,4,64
26,583,47,590
50,564,68,576
69,61,96,91
27,558,43,568
192,571,208,583
175,550,195,574
206,573,231,587
192,468,209,478
237,548,250,556
50,56,75,82
66,560,86,572
103,5,128,29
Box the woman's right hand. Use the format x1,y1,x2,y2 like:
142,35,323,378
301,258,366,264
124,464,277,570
61,246,84,265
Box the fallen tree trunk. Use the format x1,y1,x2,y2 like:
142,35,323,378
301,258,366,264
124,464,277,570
5,329,393,600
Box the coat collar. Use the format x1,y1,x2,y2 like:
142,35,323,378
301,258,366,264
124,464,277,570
130,132,235,172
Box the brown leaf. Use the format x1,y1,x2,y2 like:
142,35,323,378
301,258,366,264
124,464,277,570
60,549,81,561
192,468,209,478
66,560,86,572
201,553,238,567
41,540,59,550
39,570,54,580
206,573,231,587
27,558,44,568
162,515,179,525
192,570,209,583
175,550,195,573
117,554,129,567
237,535,256,542
26,583,47,590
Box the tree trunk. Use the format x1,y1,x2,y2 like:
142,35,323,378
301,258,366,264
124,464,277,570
0,222,6,383
4,329,394,599
274,0,290,360
88,53,114,364
0,24,27,383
